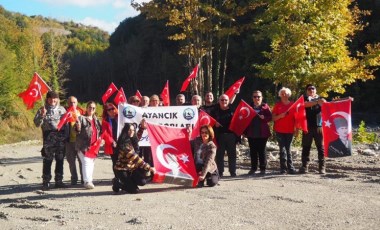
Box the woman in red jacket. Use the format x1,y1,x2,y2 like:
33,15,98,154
101,102,119,178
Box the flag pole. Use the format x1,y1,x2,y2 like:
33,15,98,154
38,87,45,107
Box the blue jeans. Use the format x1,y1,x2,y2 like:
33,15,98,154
276,132,295,171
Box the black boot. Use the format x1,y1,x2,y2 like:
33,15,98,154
112,178,120,193
42,174,52,190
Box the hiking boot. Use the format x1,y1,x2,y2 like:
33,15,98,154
280,169,287,174
55,181,67,188
259,170,266,175
42,182,50,191
230,172,237,177
71,180,78,185
319,166,326,174
247,170,256,175
288,169,297,175
299,165,309,174
112,178,120,193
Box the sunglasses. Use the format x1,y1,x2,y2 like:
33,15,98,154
220,99,228,101
133,100,140,103
253,96,261,99
107,108,115,111
201,131,209,135
89,107,96,110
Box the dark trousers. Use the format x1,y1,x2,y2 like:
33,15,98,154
216,133,236,175
196,164,219,187
276,132,295,171
65,142,83,182
115,169,147,193
111,147,118,178
42,157,64,183
248,137,268,171
301,127,325,167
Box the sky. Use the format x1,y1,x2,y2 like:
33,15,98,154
0,0,148,34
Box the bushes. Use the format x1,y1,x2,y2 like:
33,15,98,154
353,120,378,144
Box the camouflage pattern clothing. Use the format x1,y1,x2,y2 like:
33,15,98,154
34,104,66,183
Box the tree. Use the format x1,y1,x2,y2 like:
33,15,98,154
255,0,379,96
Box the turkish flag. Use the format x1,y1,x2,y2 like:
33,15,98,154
135,90,143,100
101,82,118,104
146,122,198,187
322,99,352,158
190,110,217,139
57,106,75,131
229,100,256,136
114,87,127,105
160,80,170,106
18,72,51,109
180,64,199,92
224,77,245,100
85,132,109,158
288,96,308,133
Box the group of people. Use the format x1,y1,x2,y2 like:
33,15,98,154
34,83,329,193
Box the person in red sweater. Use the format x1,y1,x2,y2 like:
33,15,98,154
272,87,296,174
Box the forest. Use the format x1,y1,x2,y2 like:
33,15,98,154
0,1,379,143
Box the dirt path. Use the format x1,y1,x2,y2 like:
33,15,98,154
1,141,379,229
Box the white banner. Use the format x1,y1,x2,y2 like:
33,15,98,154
117,104,198,146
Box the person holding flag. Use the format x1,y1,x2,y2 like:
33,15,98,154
34,91,67,190
299,84,327,174
272,87,297,174
112,120,156,194
210,94,238,177
243,90,272,175
75,101,102,189
65,96,84,185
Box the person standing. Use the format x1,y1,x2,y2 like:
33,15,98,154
101,102,119,179
272,87,296,174
244,91,272,175
34,91,67,190
210,94,237,177
65,96,84,185
299,84,326,174
76,101,102,189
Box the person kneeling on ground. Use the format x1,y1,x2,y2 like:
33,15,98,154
113,120,155,194
191,125,219,187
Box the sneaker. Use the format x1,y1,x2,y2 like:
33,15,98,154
55,181,67,188
230,173,237,177
42,182,50,191
71,180,78,185
259,170,266,175
299,166,309,174
280,169,287,174
319,167,326,174
84,182,95,189
288,169,297,175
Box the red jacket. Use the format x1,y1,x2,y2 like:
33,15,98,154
101,118,116,155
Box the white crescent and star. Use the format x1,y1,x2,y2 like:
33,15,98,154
239,107,250,120
105,88,113,97
29,88,38,97
156,144,180,170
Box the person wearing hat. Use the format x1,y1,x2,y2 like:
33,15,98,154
328,117,352,157
299,84,327,174
34,91,67,190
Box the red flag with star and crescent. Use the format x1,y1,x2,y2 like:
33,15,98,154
18,72,51,109
57,106,76,131
102,82,118,104
288,95,308,133
135,90,143,100
146,122,198,187
224,77,245,100
322,99,352,158
160,80,170,106
85,132,112,158
114,87,127,105
229,100,256,136
190,110,217,140
180,64,199,92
